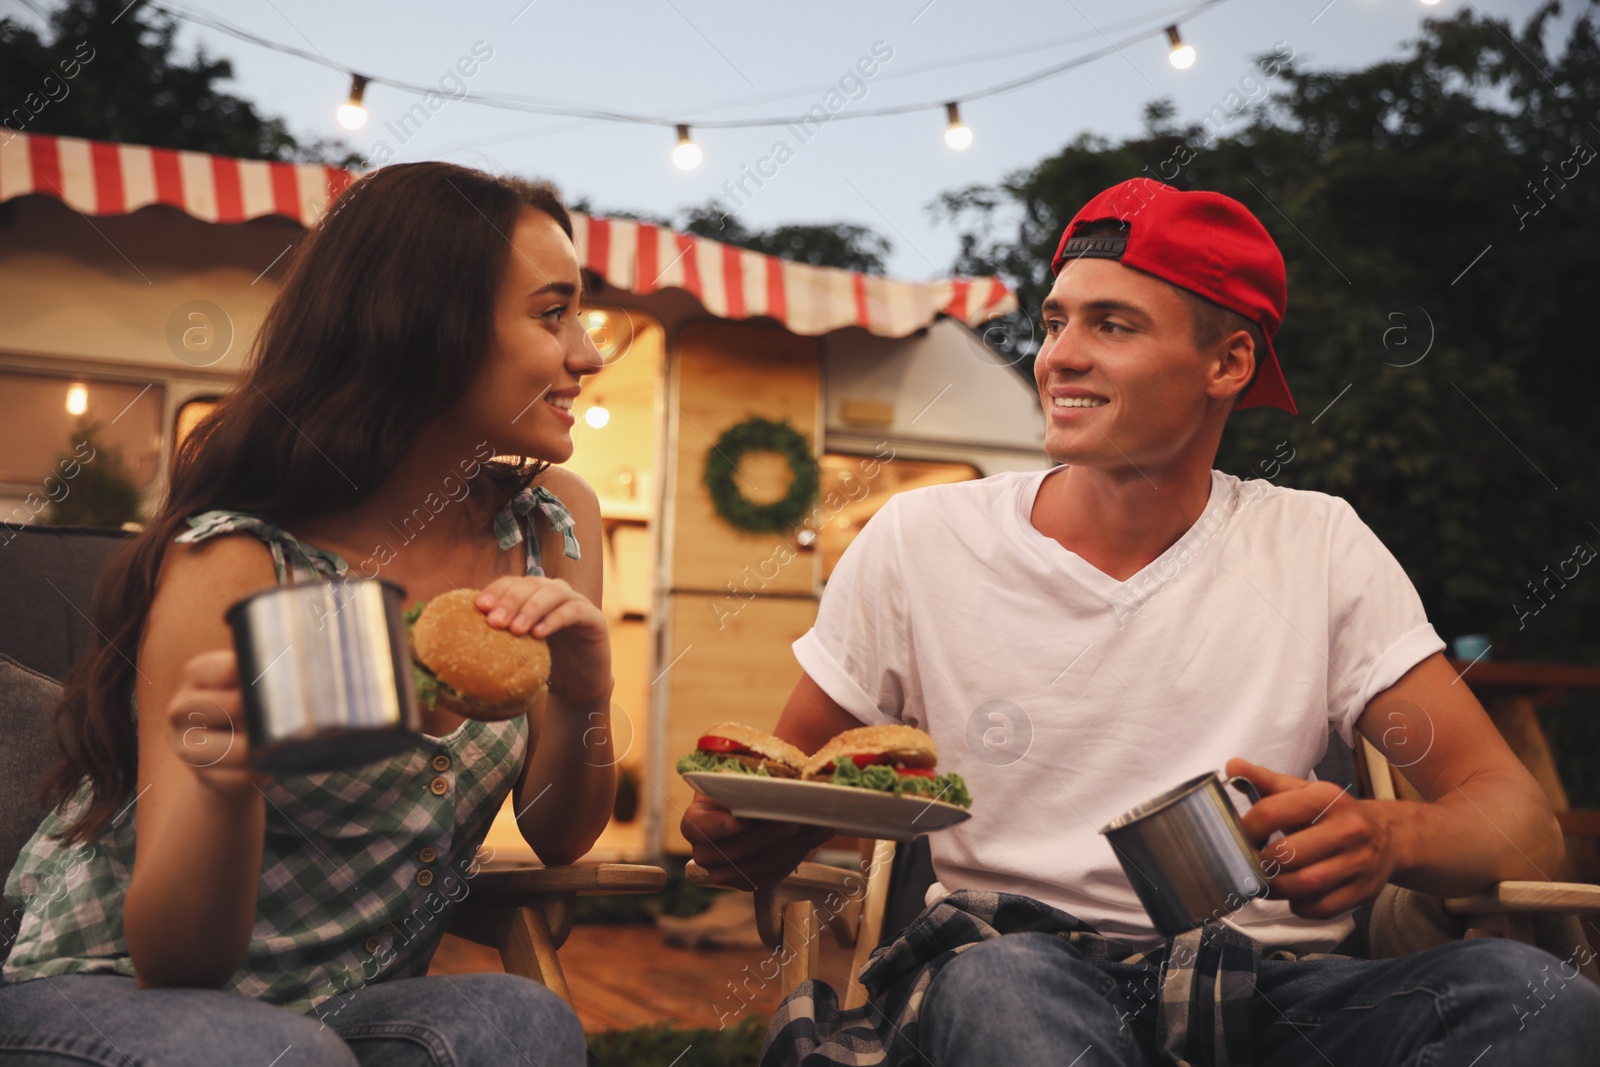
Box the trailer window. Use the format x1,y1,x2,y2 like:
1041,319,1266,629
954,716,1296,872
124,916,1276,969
0,371,164,490
816,453,978,580
174,396,223,457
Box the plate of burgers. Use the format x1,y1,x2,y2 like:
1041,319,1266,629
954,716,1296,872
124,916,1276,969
678,722,972,840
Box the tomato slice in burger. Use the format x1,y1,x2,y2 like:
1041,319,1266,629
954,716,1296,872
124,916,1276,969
850,753,890,768
897,767,936,778
697,735,751,755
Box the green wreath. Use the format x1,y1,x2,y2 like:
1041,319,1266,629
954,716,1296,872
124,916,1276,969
703,417,820,534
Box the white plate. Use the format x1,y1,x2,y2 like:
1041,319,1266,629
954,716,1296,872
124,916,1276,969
682,771,971,841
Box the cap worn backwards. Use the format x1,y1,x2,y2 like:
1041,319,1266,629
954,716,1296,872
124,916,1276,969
1051,178,1297,415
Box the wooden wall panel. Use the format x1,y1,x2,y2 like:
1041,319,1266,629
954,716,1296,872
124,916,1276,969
659,592,818,852
667,321,821,596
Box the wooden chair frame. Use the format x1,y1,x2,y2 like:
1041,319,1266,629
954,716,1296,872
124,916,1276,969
446,860,667,1007
1357,735,1600,978
687,840,897,1009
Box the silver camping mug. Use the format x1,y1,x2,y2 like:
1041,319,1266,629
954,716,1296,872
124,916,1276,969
226,578,421,774
1099,772,1273,937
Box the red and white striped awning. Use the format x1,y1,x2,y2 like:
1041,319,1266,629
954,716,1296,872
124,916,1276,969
1,131,1015,339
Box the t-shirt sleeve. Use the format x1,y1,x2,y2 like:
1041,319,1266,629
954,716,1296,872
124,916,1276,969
791,498,912,728
1325,497,1446,748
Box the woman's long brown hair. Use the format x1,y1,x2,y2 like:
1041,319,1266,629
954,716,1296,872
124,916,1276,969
42,162,572,844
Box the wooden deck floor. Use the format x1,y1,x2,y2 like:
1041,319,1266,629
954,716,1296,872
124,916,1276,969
428,924,856,1033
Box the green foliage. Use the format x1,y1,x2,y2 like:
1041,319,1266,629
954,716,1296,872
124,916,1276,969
0,0,353,163
44,420,140,528
587,1015,768,1067
703,418,820,535
939,3,1600,679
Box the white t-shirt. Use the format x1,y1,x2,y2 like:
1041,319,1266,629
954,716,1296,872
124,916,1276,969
793,466,1444,952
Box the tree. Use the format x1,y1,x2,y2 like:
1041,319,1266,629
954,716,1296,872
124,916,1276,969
0,0,350,163
679,202,893,274
939,3,1600,797
44,420,142,528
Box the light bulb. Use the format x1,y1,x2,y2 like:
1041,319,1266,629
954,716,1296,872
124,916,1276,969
672,124,702,170
66,382,87,415
338,74,369,130
1166,26,1196,70
944,102,973,151
585,405,610,429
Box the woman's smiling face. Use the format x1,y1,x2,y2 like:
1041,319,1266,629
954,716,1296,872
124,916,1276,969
456,208,603,463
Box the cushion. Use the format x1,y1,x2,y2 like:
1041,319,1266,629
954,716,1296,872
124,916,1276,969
0,523,132,682
0,652,64,965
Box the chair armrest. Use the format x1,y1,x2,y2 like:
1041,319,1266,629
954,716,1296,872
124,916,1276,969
446,862,667,952
684,860,718,887
683,859,863,893
468,861,667,897
1443,880,1600,915
683,857,875,951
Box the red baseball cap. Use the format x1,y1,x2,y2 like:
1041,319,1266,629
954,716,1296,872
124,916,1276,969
1050,178,1296,414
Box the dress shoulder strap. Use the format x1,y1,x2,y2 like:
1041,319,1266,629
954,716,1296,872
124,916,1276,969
175,510,349,585
494,486,582,577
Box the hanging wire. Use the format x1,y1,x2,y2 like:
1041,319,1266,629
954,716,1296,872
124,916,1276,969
142,0,1230,132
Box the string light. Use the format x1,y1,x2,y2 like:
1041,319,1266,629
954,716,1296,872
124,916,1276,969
336,74,369,130
143,0,1231,147
671,124,702,170
943,102,973,151
65,382,87,415
585,399,611,428
1165,26,1196,69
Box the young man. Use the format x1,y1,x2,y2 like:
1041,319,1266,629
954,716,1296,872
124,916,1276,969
683,179,1600,1064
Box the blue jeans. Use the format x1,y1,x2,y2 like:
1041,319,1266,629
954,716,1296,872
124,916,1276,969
921,931,1600,1065
0,971,587,1066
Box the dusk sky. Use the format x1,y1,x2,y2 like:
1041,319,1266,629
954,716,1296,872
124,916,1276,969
10,0,1562,279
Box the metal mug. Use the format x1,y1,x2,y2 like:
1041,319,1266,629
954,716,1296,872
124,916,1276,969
226,578,421,774
1099,772,1273,937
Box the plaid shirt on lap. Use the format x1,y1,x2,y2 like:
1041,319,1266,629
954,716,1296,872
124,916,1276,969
763,890,1324,1067
2,486,579,1016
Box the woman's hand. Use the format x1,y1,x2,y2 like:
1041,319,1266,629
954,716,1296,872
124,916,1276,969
477,576,612,704
166,649,268,796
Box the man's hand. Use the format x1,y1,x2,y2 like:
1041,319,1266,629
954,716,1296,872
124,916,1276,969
1226,757,1397,920
682,793,834,891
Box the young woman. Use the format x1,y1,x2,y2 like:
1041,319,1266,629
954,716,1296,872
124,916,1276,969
0,163,613,1066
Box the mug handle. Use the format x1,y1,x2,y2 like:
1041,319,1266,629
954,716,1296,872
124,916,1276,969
1225,774,1289,852
1226,775,1262,805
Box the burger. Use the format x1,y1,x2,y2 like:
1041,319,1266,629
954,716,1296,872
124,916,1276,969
405,588,550,721
803,725,972,808
675,722,807,778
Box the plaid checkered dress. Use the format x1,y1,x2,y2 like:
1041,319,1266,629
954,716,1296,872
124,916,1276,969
2,485,581,1017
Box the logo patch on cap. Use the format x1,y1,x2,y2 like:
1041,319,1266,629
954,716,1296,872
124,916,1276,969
1056,234,1128,261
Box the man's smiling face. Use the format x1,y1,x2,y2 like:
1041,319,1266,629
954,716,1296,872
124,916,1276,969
1034,257,1246,474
